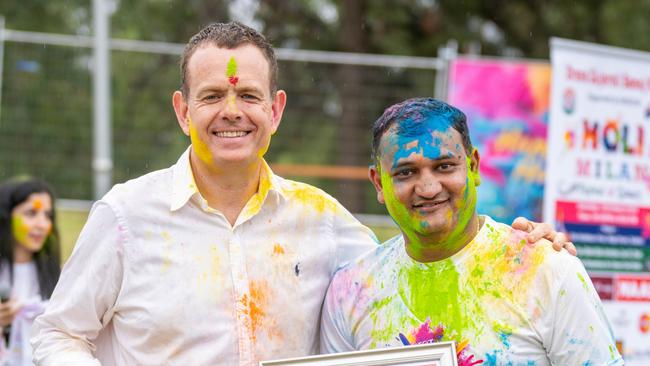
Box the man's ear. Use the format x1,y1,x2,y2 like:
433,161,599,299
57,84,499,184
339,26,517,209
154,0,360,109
470,148,481,187
172,90,190,136
270,90,287,134
369,164,386,204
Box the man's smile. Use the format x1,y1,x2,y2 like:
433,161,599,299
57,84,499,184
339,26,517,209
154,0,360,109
214,130,250,138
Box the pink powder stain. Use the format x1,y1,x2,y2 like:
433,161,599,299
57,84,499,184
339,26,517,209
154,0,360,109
399,320,483,366
412,318,444,343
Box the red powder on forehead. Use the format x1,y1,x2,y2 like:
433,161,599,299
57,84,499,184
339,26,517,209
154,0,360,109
229,76,239,86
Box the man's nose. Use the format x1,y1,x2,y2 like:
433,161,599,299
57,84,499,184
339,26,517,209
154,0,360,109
222,92,242,121
414,172,441,198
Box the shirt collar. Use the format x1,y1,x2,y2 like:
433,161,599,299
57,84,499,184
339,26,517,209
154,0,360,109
170,147,286,212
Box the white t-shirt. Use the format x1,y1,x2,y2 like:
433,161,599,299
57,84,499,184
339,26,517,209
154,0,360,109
321,216,624,365
0,261,47,366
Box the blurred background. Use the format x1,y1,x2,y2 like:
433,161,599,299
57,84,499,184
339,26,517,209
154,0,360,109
0,0,648,251
1,0,650,362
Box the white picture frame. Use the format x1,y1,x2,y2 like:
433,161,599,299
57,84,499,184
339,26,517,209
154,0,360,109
259,342,458,366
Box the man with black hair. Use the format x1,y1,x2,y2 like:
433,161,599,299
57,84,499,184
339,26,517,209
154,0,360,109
321,98,622,365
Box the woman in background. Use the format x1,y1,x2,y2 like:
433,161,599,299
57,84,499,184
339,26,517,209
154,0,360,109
0,179,61,365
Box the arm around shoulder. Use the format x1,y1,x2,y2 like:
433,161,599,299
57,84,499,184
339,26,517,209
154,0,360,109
31,201,126,365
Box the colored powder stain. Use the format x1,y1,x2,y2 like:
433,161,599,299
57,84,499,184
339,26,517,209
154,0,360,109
11,215,30,246
397,333,411,345
188,117,213,165
161,231,172,270
397,259,487,341
583,361,593,366
589,324,594,333
609,345,615,359
226,56,239,85
379,169,423,245
272,243,285,255
397,321,483,366
210,245,220,280
289,185,338,214
32,198,43,210
227,93,238,112
559,289,567,297
381,152,478,258
388,113,453,169
483,351,497,366
458,352,484,366
492,321,513,349
576,272,589,291
410,318,444,344
242,166,272,217
244,281,270,341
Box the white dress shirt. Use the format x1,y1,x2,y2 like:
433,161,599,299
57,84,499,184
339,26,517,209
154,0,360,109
31,148,377,366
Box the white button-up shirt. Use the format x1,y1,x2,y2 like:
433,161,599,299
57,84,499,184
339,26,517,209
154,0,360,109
31,148,377,366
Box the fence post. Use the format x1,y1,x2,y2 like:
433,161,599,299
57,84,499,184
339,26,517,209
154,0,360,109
434,39,458,101
92,0,113,199
0,16,5,127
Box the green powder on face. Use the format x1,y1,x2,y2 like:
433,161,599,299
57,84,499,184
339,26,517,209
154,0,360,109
227,56,237,78
11,214,29,246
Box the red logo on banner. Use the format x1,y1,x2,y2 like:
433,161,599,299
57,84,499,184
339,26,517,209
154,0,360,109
590,275,614,300
615,276,650,302
641,313,650,334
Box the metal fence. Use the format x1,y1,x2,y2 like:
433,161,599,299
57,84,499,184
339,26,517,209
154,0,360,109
0,22,452,214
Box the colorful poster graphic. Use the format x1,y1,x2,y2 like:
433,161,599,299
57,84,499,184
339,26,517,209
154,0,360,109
545,38,650,273
448,58,550,224
591,273,650,365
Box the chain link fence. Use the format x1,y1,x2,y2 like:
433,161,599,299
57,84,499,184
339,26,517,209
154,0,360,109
0,26,445,214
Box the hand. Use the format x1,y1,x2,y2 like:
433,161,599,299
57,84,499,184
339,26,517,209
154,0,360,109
511,217,577,256
0,298,21,327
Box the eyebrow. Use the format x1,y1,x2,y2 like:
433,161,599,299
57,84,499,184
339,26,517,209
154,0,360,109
390,152,458,169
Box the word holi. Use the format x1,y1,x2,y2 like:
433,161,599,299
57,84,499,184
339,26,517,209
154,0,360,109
565,119,646,156
565,119,650,184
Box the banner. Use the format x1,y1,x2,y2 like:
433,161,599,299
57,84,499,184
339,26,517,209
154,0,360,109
545,38,650,273
592,273,650,364
448,58,550,224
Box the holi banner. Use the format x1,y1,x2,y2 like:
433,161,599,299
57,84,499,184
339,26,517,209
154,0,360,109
545,38,650,273
448,57,550,224
591,273,650,364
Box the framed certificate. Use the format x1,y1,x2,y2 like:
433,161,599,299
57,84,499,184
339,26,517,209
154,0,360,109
259,342,458,366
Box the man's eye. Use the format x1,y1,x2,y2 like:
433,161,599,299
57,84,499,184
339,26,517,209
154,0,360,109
395,169,415,178
437,163,455,171
203,94,221,101
241,94,259,100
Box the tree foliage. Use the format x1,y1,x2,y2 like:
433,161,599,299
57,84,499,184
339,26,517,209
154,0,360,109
0,0,648,211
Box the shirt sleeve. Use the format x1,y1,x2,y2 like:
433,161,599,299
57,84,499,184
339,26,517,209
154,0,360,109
545,255,624,366
320,269,356,354
31,201,126,366
332,207,378,271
